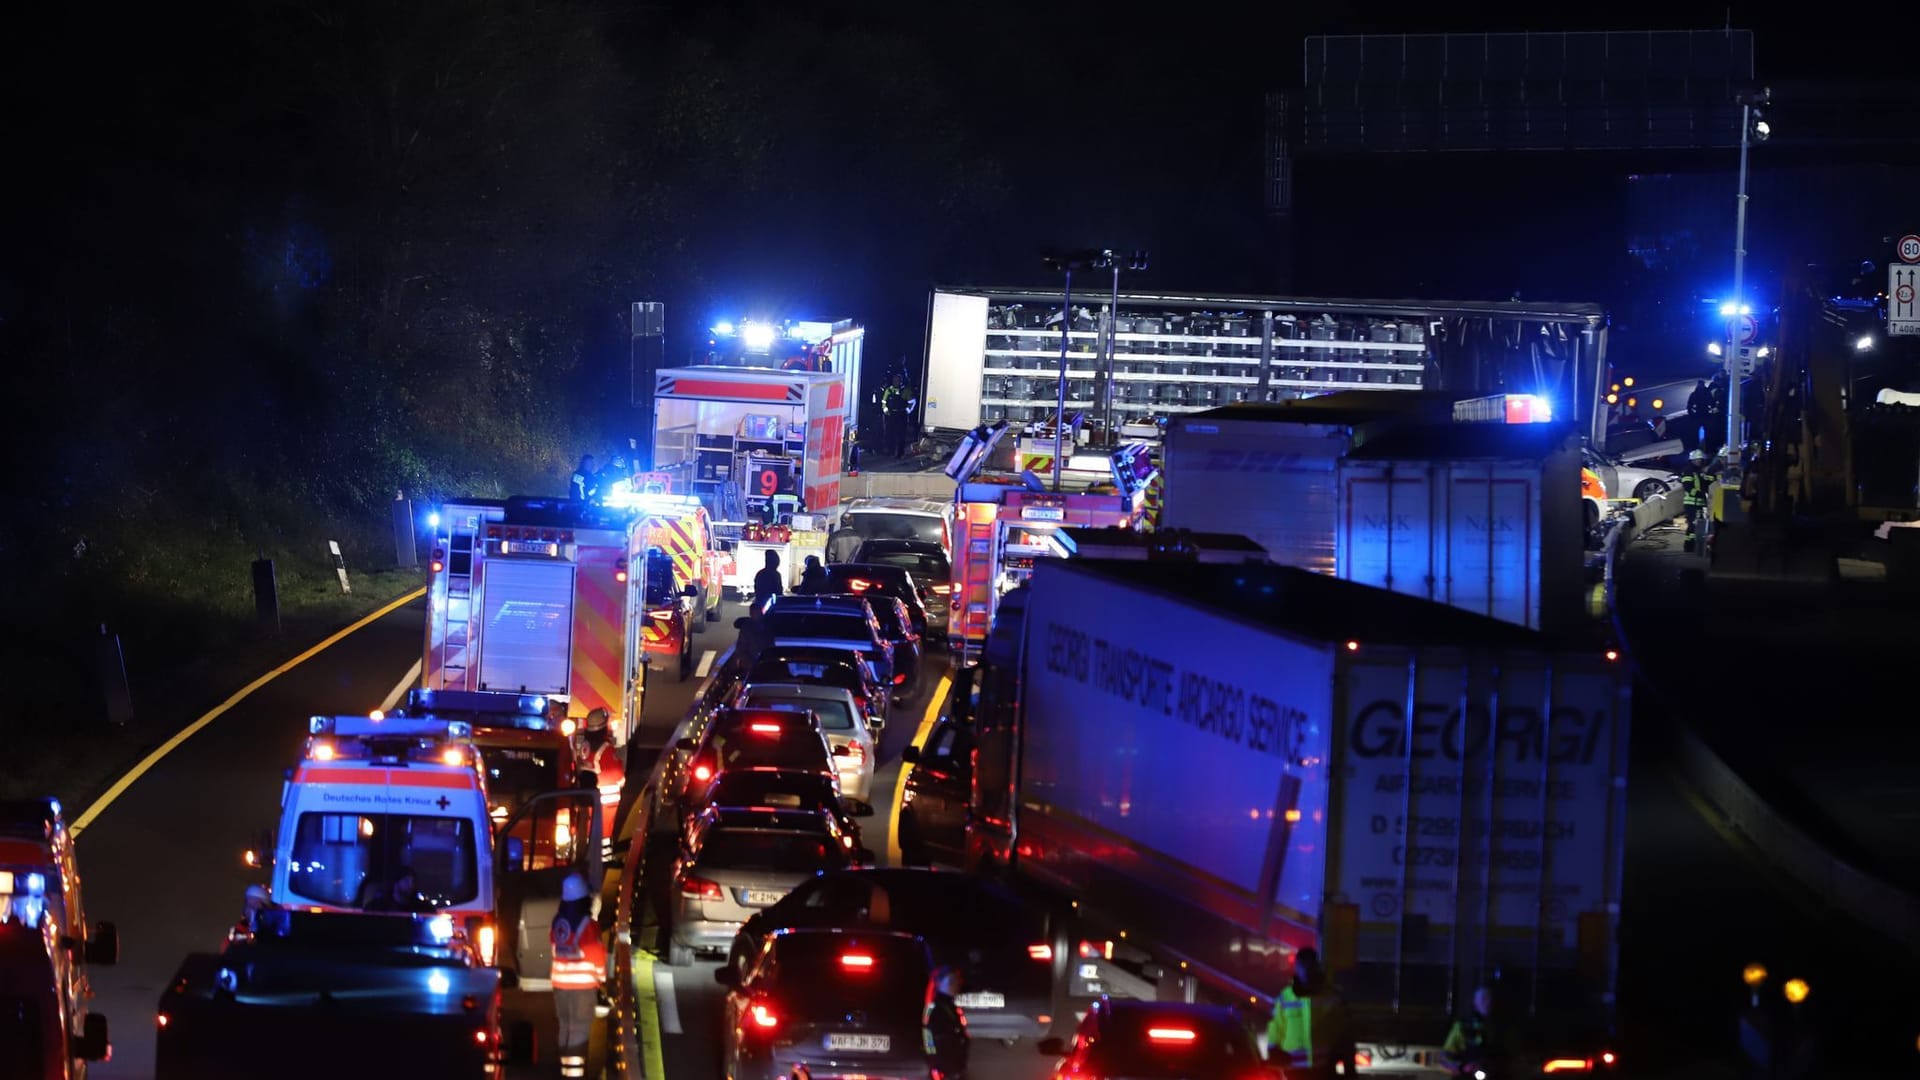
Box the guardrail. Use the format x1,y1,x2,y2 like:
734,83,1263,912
1605,490,1920,953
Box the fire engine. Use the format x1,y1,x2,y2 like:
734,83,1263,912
423,497,659,745
600,489,724,681
1,798,115,1079
943,418,1159,662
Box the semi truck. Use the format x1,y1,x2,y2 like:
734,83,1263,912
964,555,1629,1077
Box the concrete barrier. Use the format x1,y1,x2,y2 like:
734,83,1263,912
1608,520,1920,953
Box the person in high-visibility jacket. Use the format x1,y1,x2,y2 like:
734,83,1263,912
550,873,605,1080
1266,947,1354,1079
578,708,626,857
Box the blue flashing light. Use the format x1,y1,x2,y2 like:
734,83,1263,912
427,511,441,530
741,321,778,352
47,799,58,819
428,970,452,995
24,872,44,896
712,320,735,337
1718,302,1753,317
427,914,454,945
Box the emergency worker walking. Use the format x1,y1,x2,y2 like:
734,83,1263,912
826,522,863,564
550,873,605,1080
577,707,625,857
1266,947,1353,1079
924,964,969,1079
1680,449,1715,553
1440,986,1502,1077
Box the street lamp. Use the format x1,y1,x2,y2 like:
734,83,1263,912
1724,86,1770,479
1040,248,1146,491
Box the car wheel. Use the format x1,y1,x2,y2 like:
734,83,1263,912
668,940,694,967
1633,478,1669,502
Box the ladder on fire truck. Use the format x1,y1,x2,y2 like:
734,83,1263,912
436,509,485,686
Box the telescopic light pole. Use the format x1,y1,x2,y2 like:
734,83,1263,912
1724,87,1770,480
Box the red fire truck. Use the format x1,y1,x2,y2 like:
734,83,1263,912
422,497,659,746
943,421,1158,663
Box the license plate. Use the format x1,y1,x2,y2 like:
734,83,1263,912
742,888,786,906
954,991,1005,1009
825,1033,890,1052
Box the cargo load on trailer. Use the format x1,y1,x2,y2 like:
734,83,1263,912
424,497,655,743
963,555,1629,1077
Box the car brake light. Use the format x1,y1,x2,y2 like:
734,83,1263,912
1602,1051,1617,1066
476,923,497,965
1543,1060,1593,1073
749,722,781,734
749,1001,779,1028
473,1029,490,1045
840,952,875,970
848,578,872,591
692,763,713,782
1147,1027,1197,1043
891,672,907,685
1028,943,1053,961
1077,939,1113,960
680,875,724,901
842,743,866,763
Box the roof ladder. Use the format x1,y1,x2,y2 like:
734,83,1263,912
439,511,483,690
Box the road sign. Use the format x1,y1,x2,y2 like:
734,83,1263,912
1894,264,1920,337
1737,314,1758,344
1899,234,1920,264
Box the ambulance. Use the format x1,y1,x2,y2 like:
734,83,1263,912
423,496,656,746
602,490,723,681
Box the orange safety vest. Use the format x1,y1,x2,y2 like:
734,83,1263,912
550,918,606,991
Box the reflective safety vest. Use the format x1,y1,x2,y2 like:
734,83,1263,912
1267,984,1342,1068
550,918,606,991
1680,472,1713,508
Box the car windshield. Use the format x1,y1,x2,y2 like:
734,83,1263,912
706,772,837,810
477,745,561,810
742,693,856,731
1088,1015,1260,1076
287,812,480,909
644,550,678,606
766,613,870,641
698,828,847,873
860,550,948,578
766,935,928,1023
846,512,944,545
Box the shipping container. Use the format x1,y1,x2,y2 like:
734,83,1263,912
966,555,1628,1074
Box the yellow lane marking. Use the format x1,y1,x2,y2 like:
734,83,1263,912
634,949,666,1079
72,587,428,836
887,673,953,866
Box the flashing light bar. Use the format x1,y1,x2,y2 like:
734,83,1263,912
311,715,474,740
1452,393,1553,425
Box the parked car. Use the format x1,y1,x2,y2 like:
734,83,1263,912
847,539,952,630
716,929,938,1080
669,807,865,966
735,683,878,799
1583,443,1680,503
730,867,1057,1041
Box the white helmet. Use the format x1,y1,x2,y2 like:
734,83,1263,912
1688,450,1706,464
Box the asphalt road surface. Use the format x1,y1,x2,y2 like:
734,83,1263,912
66,560,1920,1078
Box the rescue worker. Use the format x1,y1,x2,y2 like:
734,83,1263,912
923,963,969,1080
571,454,598,502
229,884,272,942
578,707,626,858
881,375,912,457
1680,449,1715,553
1266,947,1354,1079
796,555,828,595
549,873,605,1080
1440,985,1500,1077
826,522,863,564
752,550,784,612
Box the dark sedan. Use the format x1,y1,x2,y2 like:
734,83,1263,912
822,562,933,638
898,717,971,866
847,539,952,629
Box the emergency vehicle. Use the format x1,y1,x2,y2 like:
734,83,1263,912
0,917,109,1079
943,420,1159,662
423,496,657,745
0,798,117,1079
601,490,725,680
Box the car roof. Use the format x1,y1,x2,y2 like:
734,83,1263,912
740,683,860,703
703,806,835,831
853,538,945,553
826,563,911,578
768,595,872,614
844,498,949,515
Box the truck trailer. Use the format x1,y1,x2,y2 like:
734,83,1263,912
965,555,1629,1077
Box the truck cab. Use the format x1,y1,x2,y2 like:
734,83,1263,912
0,799,116,1079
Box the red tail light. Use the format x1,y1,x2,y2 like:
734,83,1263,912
749,1000,780,1029
840,742,867,764
1543,1060,1594,1073
1147,1027,1197,1044
1354,1051,1373,1068
614,558,629,583
1077,939,1113,960
430,549,446,574
691,763,713,783
1027,943,1053,961
891,672,907,685
680,874,724,901
839,952,875,970
848,578,873,591
748,722,781,734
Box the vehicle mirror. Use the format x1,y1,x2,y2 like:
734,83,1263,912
676,738,697,752
900,745,920,764
87,922,120,966
840,798,876,818
683,584,699,597
504,837,525,871
74,1013,109,1061
714,966,739,987
832,744,852,757
1037,1036,1066,1056
503,1018,535,1064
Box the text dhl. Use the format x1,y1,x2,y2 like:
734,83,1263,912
1348,700,1609,766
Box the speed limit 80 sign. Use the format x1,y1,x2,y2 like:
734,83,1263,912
1900,234,1920,264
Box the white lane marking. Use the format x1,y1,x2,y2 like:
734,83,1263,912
379,658,424,712
695,650,716,678
654,964,683,1034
